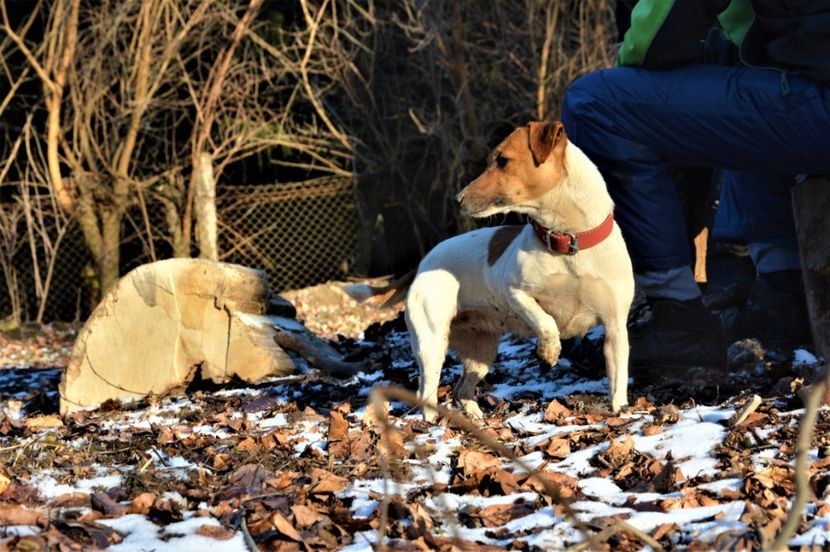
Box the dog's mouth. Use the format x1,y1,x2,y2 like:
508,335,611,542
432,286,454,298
460,195,513,218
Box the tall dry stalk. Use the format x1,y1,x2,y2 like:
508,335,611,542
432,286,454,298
291,0,616,272
2,0,317,295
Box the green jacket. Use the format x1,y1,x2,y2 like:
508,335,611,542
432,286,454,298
617,0,830,83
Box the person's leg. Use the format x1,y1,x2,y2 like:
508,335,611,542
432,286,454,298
561,65,830,364
563,65,830,271
716,170,811,344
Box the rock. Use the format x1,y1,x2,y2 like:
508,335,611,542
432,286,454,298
59,259,294,414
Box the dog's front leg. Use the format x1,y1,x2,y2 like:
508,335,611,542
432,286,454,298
602,318,629,412
507,289,561,366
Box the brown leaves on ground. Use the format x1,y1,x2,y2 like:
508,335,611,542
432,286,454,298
0,313,826,551
543,399,571,424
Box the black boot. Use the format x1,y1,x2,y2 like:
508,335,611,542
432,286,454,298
630,297,725,370
721,270,811,349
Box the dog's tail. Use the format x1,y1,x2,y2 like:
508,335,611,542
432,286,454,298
343,270,416,308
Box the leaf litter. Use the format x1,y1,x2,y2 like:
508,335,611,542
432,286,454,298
0,313,827,550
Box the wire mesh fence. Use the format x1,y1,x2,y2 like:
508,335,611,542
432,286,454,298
217,177,359,292
0,178,360,322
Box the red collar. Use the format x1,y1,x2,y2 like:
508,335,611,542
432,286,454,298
529,211,614,255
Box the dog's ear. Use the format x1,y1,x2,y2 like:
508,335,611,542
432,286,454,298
528,121,566,167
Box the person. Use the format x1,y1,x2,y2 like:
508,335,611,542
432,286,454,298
561,0,830,370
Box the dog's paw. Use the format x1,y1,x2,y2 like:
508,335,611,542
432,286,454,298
537,337,561,366
457,399,484,420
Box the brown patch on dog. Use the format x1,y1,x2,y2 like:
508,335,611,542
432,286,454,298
458,121,569,216
487,225,523,266
528,121,565,167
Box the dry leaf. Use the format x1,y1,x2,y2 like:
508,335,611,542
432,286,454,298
235,437,257,451
0,505,46,526
642,423,663,436
128,492,156,515
378,427,407,460
543,399,571,423
310,469,348,494
652,522,677,540
545,438,571,459
91,492,128,517
327,410,351,460
653,404,680,424
196,524,236,541
457,449,501,475
272,512,302,541
23,415,63,430
0,472,10,495
598,436,635,469
362,400,388,430
290,504,326,529
408,502,434,538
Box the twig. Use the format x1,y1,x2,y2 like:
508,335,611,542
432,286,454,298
768,379,828,550
0,437,35,453
729,394,762,427
240,512,259,552
566,520,664,552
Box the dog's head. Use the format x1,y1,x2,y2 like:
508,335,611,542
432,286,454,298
456,121,568,218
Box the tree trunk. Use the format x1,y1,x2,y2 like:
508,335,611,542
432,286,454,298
98,211,122,295
193,152,218,261
792,177,830,360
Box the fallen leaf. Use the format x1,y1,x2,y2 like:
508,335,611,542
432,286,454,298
310,469,348,494
91,492,128,517
273,512,302,541
407,502,434,538
0,505,46,526
0,472,11,495
328,410,351,460
128,492,156,515
597,436,635,469
479,500,535,528
457,449,501,475
545,438,571,459
24,415,63,430
642,423,663,436
235,437,257,451
543,399,571,423
291,504,326,529
653,404,680,424
196,524,236,541
652,522,677,540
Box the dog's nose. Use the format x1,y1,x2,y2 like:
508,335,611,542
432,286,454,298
455,191,464,205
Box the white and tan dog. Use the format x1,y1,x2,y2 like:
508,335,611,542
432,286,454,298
352,121,634,420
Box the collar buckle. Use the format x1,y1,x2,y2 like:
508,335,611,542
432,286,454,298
564,232,579,255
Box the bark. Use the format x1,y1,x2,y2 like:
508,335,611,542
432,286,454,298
193,152,218,261
792,177,830,360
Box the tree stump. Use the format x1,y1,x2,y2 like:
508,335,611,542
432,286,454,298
792,177,830,403
59,259,295,414
793,178,830,358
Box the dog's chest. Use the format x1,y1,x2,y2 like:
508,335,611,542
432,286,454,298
530,274,602,338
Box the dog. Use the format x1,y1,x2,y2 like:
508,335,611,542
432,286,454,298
349,121,634,420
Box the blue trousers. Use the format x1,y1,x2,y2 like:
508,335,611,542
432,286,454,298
561,65,830,274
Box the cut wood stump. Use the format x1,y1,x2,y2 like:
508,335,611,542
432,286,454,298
59,259,296,414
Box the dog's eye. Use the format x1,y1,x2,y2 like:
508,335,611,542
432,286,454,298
495,154,508,169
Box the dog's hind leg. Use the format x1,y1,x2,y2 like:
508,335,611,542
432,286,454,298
405,274,458,421
602,318,629,412
450,328,499,419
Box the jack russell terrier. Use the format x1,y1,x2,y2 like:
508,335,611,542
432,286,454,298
349,121,634,420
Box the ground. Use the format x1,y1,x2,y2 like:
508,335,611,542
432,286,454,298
0,283,828,551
